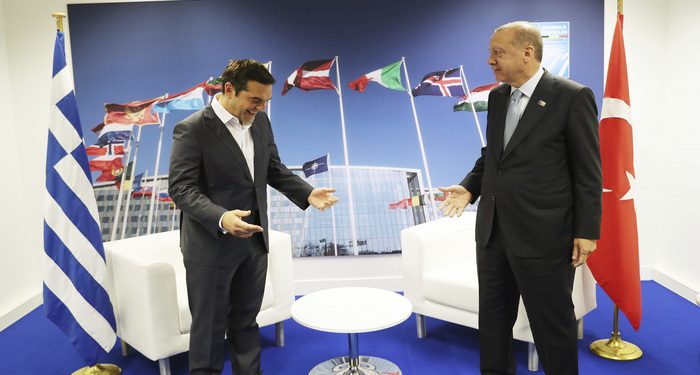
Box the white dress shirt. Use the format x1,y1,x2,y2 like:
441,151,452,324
211,94,255,179
211,94,256,232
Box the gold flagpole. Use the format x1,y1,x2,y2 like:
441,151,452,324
52,11,122,375
589,0,642,361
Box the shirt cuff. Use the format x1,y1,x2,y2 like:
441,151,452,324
218,212,227,234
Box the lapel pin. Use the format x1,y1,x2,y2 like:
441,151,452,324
538,100,547,107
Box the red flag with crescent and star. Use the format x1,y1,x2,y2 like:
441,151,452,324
587,12,642,331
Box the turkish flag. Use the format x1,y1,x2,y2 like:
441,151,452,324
587,12,642,331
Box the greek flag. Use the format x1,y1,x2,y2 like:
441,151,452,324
43,30,117,363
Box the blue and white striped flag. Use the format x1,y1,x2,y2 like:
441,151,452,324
43,30,117,363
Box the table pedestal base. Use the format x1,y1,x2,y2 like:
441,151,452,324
308,355,401,375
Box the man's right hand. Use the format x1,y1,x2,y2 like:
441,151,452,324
221,210,263,238
438,185,472,217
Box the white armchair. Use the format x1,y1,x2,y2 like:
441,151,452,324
104,229,294,375
401,212,597,371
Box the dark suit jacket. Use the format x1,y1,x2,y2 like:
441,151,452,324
461,71,602,258
169,105,313,266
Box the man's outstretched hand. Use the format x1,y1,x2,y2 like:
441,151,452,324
308,188,339,211
438,185,472,217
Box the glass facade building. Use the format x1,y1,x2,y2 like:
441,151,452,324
95,166,476,256
94,175,179,242
268,165,439,258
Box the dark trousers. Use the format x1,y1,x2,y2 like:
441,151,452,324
477,216,577,375
185,236,267,375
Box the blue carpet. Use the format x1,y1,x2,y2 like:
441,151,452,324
1,281,698,374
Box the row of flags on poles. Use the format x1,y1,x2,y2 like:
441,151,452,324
282,58,498,113
83,81,208,188
74,56,496,209
42,10,642,366
83,57,496,221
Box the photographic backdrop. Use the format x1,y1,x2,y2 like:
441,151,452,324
67,0,603,255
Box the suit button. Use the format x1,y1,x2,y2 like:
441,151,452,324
496,169,503,176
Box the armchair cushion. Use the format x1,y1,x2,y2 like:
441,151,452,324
424,264,479,312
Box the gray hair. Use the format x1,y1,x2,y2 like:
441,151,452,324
495,21,543,62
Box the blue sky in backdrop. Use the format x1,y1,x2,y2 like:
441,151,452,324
67,0,603,187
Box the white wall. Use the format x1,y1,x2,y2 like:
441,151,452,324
1,0,698,329
645,0,700,297
0,0,98,329
604,0,666,271
0,0,46,330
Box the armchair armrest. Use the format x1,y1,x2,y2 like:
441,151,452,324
401,214,477,310
256,230,294,327
104,231,189,361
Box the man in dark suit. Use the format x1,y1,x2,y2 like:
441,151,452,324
169,59,338,375
439,22,602,374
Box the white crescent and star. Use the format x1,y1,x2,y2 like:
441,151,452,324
603,170,635,201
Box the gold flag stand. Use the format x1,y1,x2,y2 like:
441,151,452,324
590,305,642,360
70,364,121,375
51,10,122,375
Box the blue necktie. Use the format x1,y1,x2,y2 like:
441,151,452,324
503,89,524,149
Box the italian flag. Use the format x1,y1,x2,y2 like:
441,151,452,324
453,82,500,112
348,61,405,92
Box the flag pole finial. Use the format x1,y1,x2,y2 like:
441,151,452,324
617,0,623,14
51,12,66,32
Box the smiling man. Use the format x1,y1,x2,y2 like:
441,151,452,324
169,59,338,375
439,22,602,374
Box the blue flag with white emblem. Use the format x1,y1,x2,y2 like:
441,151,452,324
302,154,329,178
43,30,117,364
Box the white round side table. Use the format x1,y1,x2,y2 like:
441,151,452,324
291,287,412,375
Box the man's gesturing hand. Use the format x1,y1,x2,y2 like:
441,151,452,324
438,185,472,217
221,210,263,238
308,188,339,211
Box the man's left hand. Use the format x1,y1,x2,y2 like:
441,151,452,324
572,238,596,267
308,187,339,211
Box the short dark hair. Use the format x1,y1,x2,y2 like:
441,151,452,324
220,59,275,95
495,21,543,62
